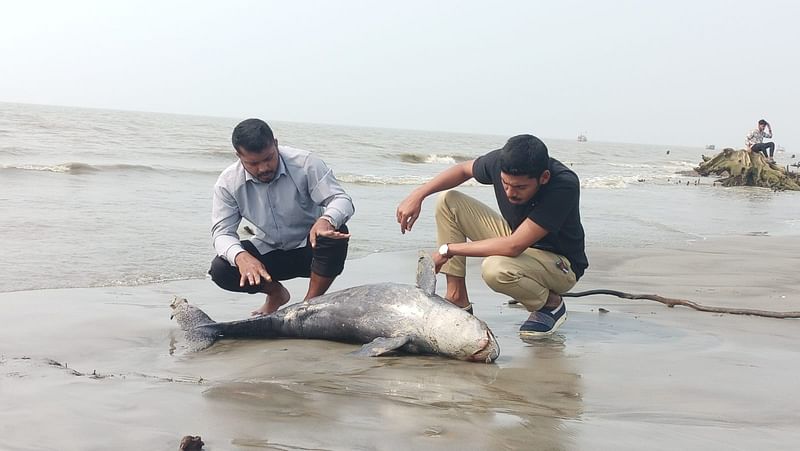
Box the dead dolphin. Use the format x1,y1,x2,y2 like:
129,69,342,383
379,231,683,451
170,251,499,363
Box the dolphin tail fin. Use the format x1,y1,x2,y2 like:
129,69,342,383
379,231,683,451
416,250,437,295
184,325,221,352
353,336,412,357
170,297,221,352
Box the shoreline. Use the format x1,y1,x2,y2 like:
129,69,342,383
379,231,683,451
3,230,799,296
2,235,799,449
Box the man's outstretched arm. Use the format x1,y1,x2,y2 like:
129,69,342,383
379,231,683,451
396,160,474,233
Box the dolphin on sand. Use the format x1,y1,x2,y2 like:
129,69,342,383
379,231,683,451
171,251,500,363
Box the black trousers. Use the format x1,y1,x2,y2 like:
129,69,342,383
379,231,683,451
752,142,775,158
208,225,349,294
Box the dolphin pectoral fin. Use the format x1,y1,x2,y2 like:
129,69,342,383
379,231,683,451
415,250,437,295
353,336,412,357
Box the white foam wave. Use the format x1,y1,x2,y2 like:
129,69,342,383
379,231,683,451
1,162,99,173
0,162,220,175
608,162,660,169
398,152,472,164
338,174,432,185
608,160,696,171
338,173,485,186
98,273,201,288
425,154,458,164
581,175,645,189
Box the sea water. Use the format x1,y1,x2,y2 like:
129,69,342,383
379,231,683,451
1,102,797,292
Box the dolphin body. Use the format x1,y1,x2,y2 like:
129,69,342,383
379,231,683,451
170,252,500,363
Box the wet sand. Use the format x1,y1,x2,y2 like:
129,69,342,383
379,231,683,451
1,235,799,450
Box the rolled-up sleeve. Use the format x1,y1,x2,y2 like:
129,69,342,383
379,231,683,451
305,156,354,228
211,182,244,265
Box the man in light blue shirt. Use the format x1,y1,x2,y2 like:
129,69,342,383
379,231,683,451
209,119,354,315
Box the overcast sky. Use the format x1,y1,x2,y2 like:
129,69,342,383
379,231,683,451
1,0,798,149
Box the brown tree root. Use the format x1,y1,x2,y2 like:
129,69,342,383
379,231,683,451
563,289,800,318
696,148,800,190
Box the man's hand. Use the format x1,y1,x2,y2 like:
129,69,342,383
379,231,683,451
234,251,272,287
309,216,351,248
396,195,423,234
431,250,450,273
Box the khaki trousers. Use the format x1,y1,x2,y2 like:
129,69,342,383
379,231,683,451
435,190,577,311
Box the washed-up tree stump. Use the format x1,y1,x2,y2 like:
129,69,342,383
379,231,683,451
695,148,800,190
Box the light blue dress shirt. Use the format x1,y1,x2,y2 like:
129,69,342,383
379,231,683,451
212,145,354,266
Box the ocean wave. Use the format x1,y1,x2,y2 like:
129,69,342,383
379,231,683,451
602,160,700,180
398,152,473,164
338,173,432,185
0,162,220,175
337,173,483,187
608,162,661,169
581,175,646,189
0,162,103,173
346,140,385,149
95,272,205,289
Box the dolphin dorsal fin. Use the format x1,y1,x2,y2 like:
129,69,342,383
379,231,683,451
416,250,437,295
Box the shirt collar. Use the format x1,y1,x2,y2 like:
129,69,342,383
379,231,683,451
243,150,287,184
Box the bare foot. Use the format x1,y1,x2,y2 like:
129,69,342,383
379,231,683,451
251,285,291,316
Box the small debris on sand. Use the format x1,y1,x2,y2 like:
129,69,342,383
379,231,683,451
179,435,204,450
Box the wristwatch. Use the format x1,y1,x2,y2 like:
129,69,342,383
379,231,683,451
438,243,450,258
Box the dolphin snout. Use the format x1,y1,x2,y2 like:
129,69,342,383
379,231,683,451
468,330,500,363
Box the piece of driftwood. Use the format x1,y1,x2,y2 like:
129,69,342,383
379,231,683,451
695,148,800,190
563,289,800,319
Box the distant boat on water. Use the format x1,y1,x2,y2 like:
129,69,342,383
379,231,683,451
705,144,716,150
577,133,587,142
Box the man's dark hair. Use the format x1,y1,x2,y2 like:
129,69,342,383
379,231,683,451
499,134,550,178
758,119,768,126
232,118,275,153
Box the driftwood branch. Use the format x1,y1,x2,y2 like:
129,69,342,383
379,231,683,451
563,289,800,319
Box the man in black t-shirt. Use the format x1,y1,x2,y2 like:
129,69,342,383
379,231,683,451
396,134,588,338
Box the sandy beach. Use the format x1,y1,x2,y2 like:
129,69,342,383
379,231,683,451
1,235,799,450
4,2,800,449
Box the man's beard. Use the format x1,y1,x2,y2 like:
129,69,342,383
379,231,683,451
256,171,275,183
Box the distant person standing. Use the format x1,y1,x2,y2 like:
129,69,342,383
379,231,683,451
745,119,775,162
209,119,354,316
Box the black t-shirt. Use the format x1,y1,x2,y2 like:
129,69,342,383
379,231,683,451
472,149,589,280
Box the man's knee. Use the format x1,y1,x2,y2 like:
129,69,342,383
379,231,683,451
311,235,349,278
208,256,254,293
208,256,231,283
435,190,466,213
480,256,518,290
481,256,549,308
